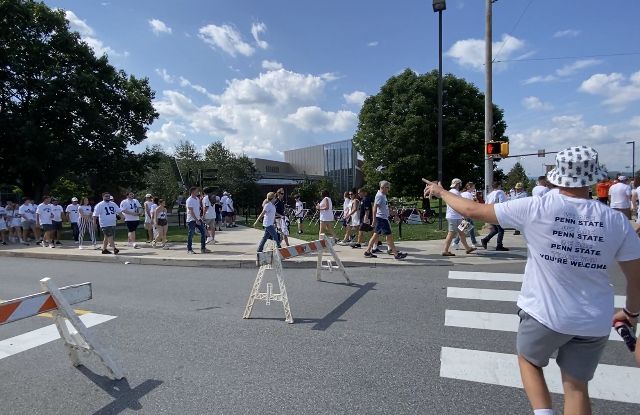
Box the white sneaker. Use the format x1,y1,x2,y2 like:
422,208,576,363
74,241,79,245
453,243,462,250
206,237,213,244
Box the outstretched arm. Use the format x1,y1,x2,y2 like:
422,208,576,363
424,180,498,224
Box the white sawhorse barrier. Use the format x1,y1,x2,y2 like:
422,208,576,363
243,234,351,323
0,278,124,380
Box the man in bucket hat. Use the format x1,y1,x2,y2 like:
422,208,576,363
423,146,640,414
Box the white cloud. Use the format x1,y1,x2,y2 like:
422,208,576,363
630,116,640,128
64,10,126,57
198,24,255,57
147,121,187,148
151,66,352,158
251,22,269,49
524,59,601,84
178,77,216,100
286,106,357,133
553,29,581,38
522,96,553,111
149,19,172,36
155,68,174,84
367,41,379,47
446,34,525,70
579,70,640,112
262,60,283,71
343,91,368,106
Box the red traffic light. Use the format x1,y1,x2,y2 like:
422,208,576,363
486,142,501,155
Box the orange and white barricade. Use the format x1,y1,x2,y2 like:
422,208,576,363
243,234,351,324
0,278,124,380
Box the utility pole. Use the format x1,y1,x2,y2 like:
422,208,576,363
437,7,444,231
484,0,493,197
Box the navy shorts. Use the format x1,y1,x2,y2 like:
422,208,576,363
52,221,63,230
41,223,53,231
374,218,392,235
126,220,139,232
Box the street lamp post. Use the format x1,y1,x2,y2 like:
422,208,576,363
627,141,636,186
433,0,446,231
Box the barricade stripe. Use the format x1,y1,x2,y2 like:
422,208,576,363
279,248,292,259
294,245,306,255
0,302,21,324
38,295,57,314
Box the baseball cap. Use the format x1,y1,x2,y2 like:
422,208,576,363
618,175,628,181
145,193,152,198
71,197,78,202
449,178,462,188
515,182,523,189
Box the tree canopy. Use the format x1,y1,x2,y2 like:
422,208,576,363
504,162,530,193
353,69,508,196
0,0,158,200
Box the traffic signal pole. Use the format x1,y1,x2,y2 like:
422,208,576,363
484,0,493,198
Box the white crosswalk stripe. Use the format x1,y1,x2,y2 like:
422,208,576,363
440,271,639,405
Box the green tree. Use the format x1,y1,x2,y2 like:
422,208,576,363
203,142,258,206
504,162,530,193
0,0,158,199
140,145,182,208
353,69,508,196
50,176,91,203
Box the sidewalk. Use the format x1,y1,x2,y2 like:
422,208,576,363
0,226,528,269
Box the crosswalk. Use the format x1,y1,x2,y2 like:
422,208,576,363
440,270,640,405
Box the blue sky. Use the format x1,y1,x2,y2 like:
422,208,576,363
46,0,640,177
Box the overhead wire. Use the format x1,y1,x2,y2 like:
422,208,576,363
492,0,535,63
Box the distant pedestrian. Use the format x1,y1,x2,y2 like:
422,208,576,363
78,197,96,249
36,196,54,248
481,182,509,251
609,175,632,219
93,192,122,255
453,182,481,249
254,192,281,252
0,202,7,245
19,197,38,245
185,187,210,254
316,189,336,240
153,198,169,248
143,194,154,243
363,181,407,260
51,198,63,245
294,195,305,234
595,177,612,204
338,191,353,245
274,188,290,246
65,197,80,244
120,192,142,248
531,176,550,197
351,188,372,249
442,178,476,256
341,189,360,245
202,187,217,245
5,201,23,244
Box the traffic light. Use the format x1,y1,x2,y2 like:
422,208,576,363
486,141,509,159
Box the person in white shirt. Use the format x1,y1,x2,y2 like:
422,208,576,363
338,191,353,245
19,197,38,244
316,189,336,240
50,198,64,245
442,178,476,256
227,193,237,227
185,187,210,254
77,197,96,249
480,182,509,251
0,202,7,245
363,181,407,260
93,192,122,254
120,192,142,247
424,145,640,415
143,193,154,243
152,198,169,248
274,188,289,246
5,201,23,244
202,187,217,245
294,195,305,234
221,191,233,228
531,176,550,197
609,175,632,219
36,196,54,248
65,197,81,244
254,192,281,252
453,182,480,249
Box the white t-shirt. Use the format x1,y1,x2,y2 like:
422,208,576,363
65,203,80,223
203,196,216,220
120,198,142,221
319,197,334,222
79,205,92,220
36,203,53,225
226,198,234,213
8,207,21,226
221,195,232,213
295,200,304,217
495,193,640,336
51,205,63,222
343,198,351,215
186,196,201,222
513,190,527,199
19,203,36,222
609,182,632,209
374,191,389,219
545,188,560,196
262,202,276,227
93,201,122,227
486,189,507,205
446,189,464,220
531,185,549,197
144,201,154,223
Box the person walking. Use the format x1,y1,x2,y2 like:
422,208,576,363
424,145,640,415
363,181,407,260
36,196,54,248
609,175,632,219
50,198,63,245
120,192,142,248
19,197,38,245
338,191,353,245
480,182,509,251
442,179,476,256
185,187,210,254
316,189,336,240
274,188,290,246
595,177,612,204
5,201,23,244
78,197,96,249
294,195,305,234
254,192,281,252
93,192,122,254
65,197,81,244
153,198,169,248
143,193,154,243
453,182,481,249
341,190,361,245
202,187,217,245
0,202,7,245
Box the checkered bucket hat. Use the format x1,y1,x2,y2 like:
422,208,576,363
546,146,608,188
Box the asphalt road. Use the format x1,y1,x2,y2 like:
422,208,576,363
0,258,637,415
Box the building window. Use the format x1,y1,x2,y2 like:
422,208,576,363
265,165,280,173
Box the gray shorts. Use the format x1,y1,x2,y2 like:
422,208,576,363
204,218,216,228
447,218,463,232
101,226,116,237
516,309,607,382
